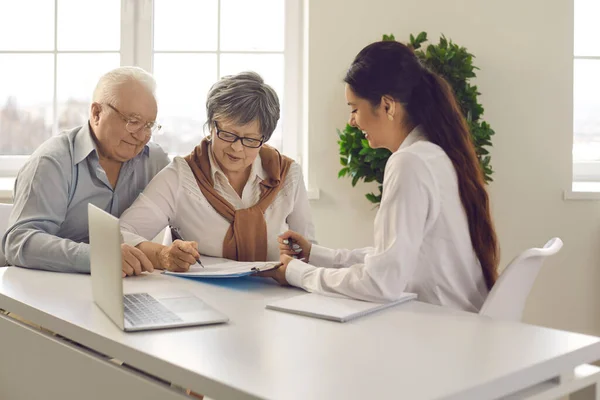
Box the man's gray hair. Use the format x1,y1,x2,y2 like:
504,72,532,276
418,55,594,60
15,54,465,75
92,66,156,105
206,71,280,142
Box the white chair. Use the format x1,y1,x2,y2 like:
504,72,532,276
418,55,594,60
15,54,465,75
0,203,13,266
479,237,563,322
481,238,600,400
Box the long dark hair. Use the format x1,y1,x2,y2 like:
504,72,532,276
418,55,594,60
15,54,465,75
345,40,499,290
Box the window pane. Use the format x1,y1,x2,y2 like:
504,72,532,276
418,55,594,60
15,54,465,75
574,0,600,56
154,0,218,51
220,53,283,148
0,0,54,50
220,53,284,98
266,121,283,150
0,55,54,155
153,53,218,155
57,0,120,51
573,59,600,162
220,0,284,51
56,53,120,132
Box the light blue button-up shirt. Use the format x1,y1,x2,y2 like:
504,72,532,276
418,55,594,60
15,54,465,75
2,123,169,273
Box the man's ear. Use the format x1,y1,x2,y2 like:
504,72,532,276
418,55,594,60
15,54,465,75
90,102,102,125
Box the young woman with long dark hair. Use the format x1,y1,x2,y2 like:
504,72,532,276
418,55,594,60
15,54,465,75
261,40,499,312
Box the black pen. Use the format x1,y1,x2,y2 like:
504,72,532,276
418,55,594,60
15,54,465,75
282,237,303,258
171,227,204,268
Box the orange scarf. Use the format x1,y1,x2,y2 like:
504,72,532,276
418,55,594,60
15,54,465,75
184,138,292,261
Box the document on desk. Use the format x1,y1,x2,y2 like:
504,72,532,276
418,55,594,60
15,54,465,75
266,292,418,322
163,256,281,278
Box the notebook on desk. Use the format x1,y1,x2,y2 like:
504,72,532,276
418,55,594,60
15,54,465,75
164,256,281,279
266,292,417,322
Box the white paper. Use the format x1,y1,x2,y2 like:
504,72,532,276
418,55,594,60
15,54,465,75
166,255,280,277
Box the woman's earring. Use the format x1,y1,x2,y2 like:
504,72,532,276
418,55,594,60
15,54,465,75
388,114,394,121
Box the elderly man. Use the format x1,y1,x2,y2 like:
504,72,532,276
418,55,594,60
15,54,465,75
2,66,168,276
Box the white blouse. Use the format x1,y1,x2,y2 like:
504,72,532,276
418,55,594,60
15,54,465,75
120,149,316,261
286,126,489,312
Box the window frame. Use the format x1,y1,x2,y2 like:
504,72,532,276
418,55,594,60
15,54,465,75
0,0,305,175
573,54,600,183
572,0,600,185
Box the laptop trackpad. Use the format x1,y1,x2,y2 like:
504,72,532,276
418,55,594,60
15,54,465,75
159,296,209,313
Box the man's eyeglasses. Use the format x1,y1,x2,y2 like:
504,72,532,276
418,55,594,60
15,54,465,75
105,103,161,135
214,122,264,148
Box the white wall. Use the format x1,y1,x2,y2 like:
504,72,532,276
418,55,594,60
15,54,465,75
306,0,600,336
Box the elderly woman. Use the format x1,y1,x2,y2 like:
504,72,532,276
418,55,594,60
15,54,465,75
119,71,315,273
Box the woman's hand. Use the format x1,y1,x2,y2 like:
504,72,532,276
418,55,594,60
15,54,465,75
157,240,200,272
278,230,312,261
257,254,294,285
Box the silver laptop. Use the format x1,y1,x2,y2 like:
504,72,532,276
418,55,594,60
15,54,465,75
88,204,228,332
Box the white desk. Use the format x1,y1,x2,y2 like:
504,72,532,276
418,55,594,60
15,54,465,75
1,266,599,400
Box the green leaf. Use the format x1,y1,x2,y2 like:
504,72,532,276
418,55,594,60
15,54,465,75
364,176,375,183
338,167,349,178
365,193,379,204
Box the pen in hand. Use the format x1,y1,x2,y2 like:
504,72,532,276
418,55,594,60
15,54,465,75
171,227,204,268
282,237,303,258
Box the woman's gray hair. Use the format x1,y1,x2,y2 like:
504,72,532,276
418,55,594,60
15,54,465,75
92,66,156,105
206,71,280,142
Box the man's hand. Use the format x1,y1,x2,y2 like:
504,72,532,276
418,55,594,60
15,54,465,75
121,244,154,277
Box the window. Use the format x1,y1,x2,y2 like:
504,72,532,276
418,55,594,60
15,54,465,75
0,0,303,177
573,0,600,186
0,0,121,175
150,0,301,157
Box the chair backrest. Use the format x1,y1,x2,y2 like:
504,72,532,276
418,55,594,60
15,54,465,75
0,203,13,266
479,237,563,322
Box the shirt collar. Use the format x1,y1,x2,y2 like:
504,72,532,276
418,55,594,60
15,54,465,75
399,124,427,150
73,122,150,166
252,153,266,181
73,123,97,165
207,143,266,184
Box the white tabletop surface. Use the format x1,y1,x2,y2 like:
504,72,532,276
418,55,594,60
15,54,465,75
1,266,599,400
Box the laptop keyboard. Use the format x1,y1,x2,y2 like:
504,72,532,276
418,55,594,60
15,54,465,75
123,293,183,326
